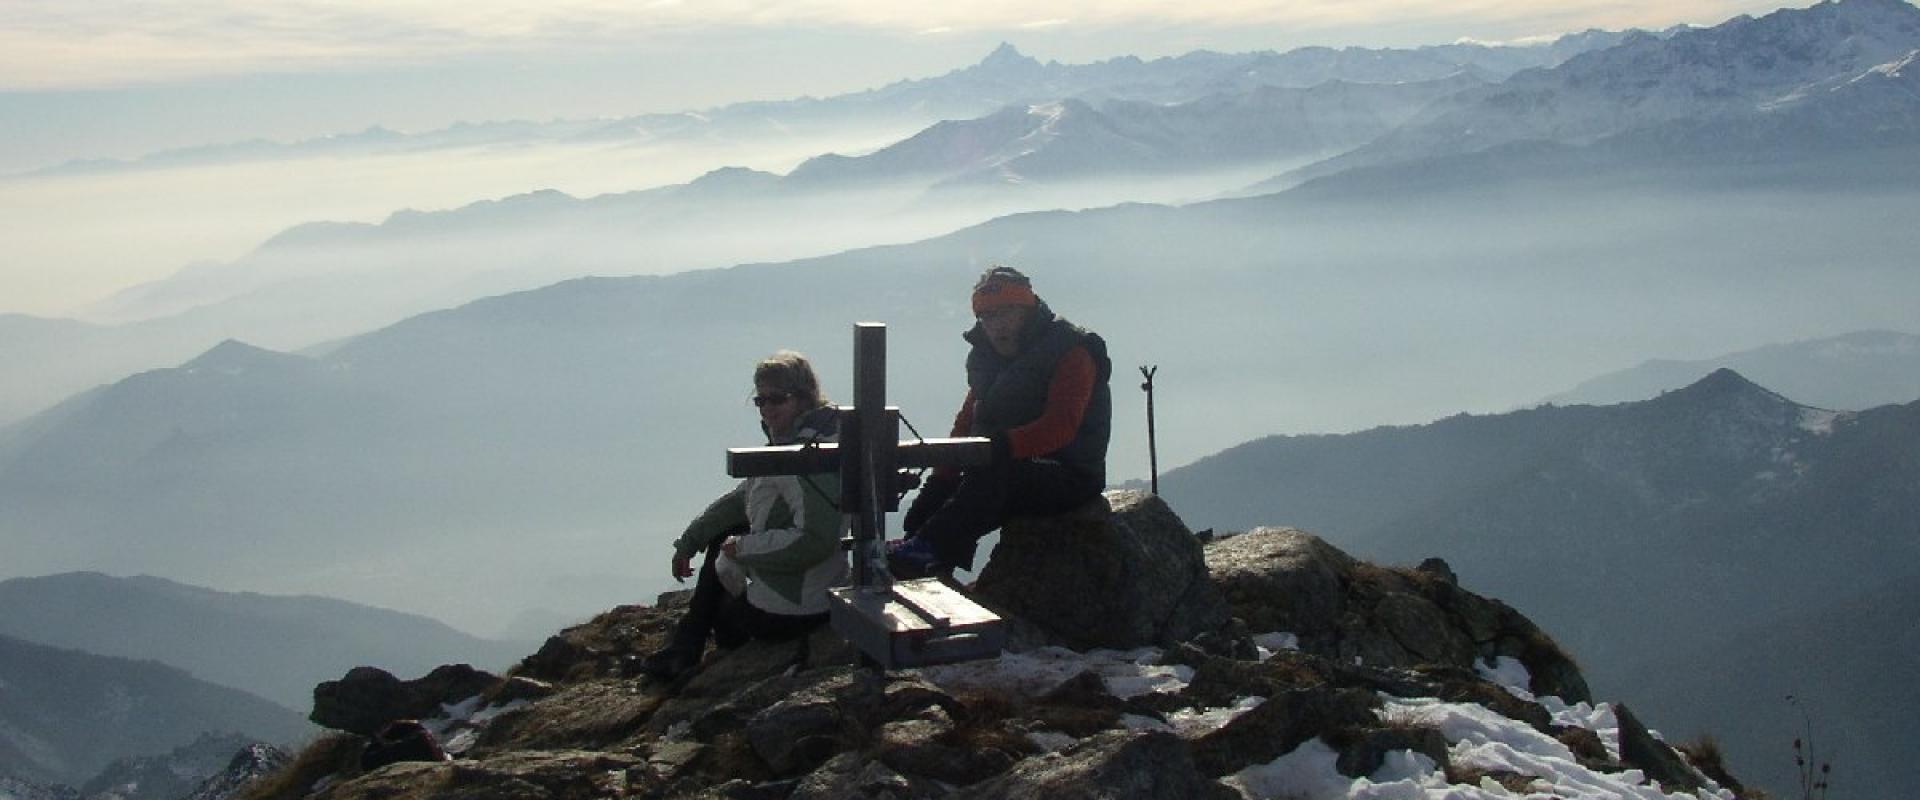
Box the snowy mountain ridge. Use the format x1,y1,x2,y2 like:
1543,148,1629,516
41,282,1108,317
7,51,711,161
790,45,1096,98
18,32,1625,180
1291,0,1920,178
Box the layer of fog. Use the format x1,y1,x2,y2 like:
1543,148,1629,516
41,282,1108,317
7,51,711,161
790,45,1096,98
0,153,1305,427
0,124,921,320
5,158,1915,636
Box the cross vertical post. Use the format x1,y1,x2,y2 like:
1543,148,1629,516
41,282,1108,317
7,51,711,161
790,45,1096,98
847,322,897,588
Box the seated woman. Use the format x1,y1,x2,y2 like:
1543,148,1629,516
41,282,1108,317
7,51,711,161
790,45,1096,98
638,351,848,680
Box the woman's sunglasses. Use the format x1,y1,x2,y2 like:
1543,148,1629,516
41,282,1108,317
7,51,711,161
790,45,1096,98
751,392,793,407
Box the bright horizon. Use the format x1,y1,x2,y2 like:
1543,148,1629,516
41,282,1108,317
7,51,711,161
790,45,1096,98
0,0,1817,317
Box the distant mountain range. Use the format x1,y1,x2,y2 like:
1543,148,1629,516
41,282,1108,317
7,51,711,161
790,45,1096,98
1156,369,1920,796
1281,0,1920,185
0,572,530,712
787,75,1483,189
1545,329,1920,409
12,37,1619,181
0,635,308,787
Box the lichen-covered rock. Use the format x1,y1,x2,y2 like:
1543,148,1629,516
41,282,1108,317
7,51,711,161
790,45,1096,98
470,680,667,753
1204,527,1591,703
1188,688,1379,777
955,730,1233,800
788,753,944,800
310,750,647,800
1206,526,1355,637
974,490,1231,650
511,603,678,684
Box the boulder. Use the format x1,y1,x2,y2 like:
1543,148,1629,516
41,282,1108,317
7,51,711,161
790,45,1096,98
872,715,1017,786
1335,727,1451,778
973,490,1231,650
512,603,677,684
311,664,498,736
470,680,667,753
1205,526,1355,637
956,730,1234,800
1204,528,1591,703
789,753,944,800
312,750,647,800
1188,688,1379,777
1615,704,1706,793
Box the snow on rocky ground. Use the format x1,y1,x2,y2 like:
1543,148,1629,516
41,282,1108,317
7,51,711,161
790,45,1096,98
912,638,1734,800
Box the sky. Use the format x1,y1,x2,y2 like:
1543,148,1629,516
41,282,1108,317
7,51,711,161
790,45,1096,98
0,0,1808,317
2,1,1805,165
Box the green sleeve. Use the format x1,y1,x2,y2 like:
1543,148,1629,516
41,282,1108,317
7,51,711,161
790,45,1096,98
672,483,748,559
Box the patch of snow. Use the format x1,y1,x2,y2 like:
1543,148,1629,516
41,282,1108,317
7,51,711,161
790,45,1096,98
1224,737,1349,799
1376,696,1732,799
913,646,1191,700
1475,656,1534,701
1798,408,1841,435
1539,697,1623,760
425,695,531,755
1224,738,1464,799
1252,632,1301,661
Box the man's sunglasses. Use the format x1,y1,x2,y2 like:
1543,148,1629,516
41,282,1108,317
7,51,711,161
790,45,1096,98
751,392,793,407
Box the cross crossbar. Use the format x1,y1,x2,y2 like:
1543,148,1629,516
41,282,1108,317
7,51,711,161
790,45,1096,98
726,436,992,478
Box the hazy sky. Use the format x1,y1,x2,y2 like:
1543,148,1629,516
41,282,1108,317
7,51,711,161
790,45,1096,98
0,0,1810,317
3,1,1805,164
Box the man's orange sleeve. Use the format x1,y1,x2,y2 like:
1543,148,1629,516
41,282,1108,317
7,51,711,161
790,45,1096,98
1005,346,1095,459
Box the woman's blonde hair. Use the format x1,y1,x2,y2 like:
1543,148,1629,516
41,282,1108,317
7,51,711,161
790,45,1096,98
754,350,827,408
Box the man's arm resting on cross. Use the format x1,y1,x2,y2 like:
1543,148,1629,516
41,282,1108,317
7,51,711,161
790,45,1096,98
929,390,978,481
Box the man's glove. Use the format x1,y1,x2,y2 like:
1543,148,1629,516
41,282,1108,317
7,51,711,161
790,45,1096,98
903,474,961,534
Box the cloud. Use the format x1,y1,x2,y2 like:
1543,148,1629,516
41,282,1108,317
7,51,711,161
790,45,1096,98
0,0,1799,89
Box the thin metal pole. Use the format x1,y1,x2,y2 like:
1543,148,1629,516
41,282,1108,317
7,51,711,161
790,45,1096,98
1140,365,1159,495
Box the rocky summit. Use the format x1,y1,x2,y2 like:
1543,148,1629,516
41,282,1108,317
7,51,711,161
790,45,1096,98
244,491,1748,799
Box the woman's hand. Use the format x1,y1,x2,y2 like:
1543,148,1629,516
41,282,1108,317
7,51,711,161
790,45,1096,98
671,554,694,582
720,536,740,558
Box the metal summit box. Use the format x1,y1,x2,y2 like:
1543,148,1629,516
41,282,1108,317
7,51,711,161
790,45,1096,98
829,578,1005,669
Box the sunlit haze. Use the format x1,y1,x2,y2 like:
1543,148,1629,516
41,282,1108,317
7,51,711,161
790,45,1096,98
2,1,1803,314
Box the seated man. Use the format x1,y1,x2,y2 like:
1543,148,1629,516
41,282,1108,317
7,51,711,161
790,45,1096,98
888,266,1112,578
639,351,848,680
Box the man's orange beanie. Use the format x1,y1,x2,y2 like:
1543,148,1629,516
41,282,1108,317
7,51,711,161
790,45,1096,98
971,266,1038,316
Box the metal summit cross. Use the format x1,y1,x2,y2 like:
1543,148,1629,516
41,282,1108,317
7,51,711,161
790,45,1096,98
725,322,1007,668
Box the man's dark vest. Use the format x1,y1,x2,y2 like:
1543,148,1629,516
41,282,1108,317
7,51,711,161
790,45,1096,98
962,302,1112,481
